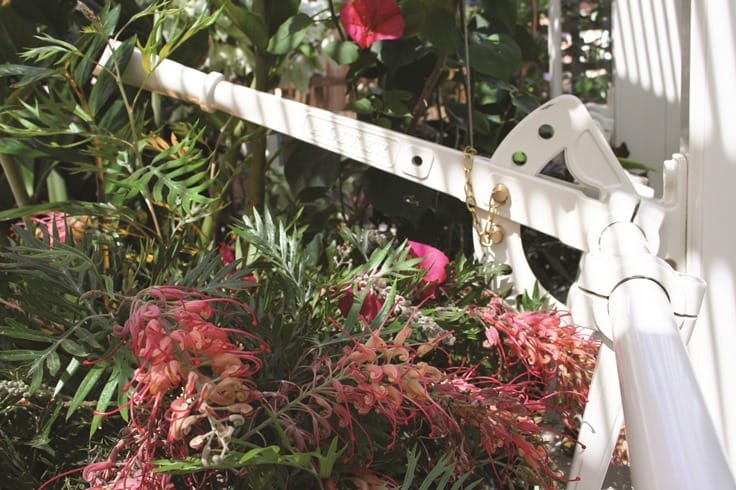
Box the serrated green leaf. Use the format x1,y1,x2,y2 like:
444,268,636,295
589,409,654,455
66,364,106,420
345,98,374,114
233,8,269,49
481,0,517,32
422,8,458,51
510,91,539,117
468,33,522,80
400,0,428,38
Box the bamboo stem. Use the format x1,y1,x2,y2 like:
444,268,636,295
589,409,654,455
0,153,31,207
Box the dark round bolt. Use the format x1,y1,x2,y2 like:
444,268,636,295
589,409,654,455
538,124,555,139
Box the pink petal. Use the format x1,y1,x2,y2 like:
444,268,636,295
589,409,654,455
340,0,405,49
407,240,449,284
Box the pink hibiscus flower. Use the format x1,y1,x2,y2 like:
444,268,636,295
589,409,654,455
407,240,449,300
340,0,405,49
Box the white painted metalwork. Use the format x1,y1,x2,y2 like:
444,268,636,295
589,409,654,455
548,0,563,98
97,42,736,489
687,0,736,474
612,0,685,196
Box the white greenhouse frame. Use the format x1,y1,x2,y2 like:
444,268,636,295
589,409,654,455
98,1,736,485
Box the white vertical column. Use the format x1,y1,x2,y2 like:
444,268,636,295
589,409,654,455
548,0,563,97
612,0,683,195
687,0,736,473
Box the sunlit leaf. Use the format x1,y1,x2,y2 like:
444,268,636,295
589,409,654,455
266,13,311,55
323,40,360,65
90,369,119,437
66,364,106,420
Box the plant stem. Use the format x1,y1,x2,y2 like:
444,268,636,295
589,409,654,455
327,0,346,41
0,154,31,207
409,51,447,132
245,0,269,215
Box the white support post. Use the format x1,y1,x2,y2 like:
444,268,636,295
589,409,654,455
609,278,734,489
566,345,623,490
570,221,735,488
686,0,736,473
548,0,563,97
612,0,684,196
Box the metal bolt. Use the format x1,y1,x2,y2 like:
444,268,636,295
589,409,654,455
489,224,505,244
491,184,510,205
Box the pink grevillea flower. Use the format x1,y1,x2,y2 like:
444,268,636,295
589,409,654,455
15,212,89,246
340,0,405,49
469,297,599,432
79,287,268,489
406,240,450,300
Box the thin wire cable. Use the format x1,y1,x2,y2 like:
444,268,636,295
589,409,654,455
460,1,474,149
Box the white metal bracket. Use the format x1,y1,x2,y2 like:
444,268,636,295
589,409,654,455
98,41,674,293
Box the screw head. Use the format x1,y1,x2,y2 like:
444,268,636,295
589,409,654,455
489,224,505,244
491,184,510,205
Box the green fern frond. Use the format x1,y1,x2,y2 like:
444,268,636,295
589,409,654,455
108,124,219,222
234,208,309,296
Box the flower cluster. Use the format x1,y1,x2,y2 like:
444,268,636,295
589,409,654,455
470,296,599,431
337,240,449,322
71,239,598,489
83,286,267,489
260,317,564,487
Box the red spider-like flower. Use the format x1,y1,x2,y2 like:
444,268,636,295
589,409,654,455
76,287,267,489
340,0,405,49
